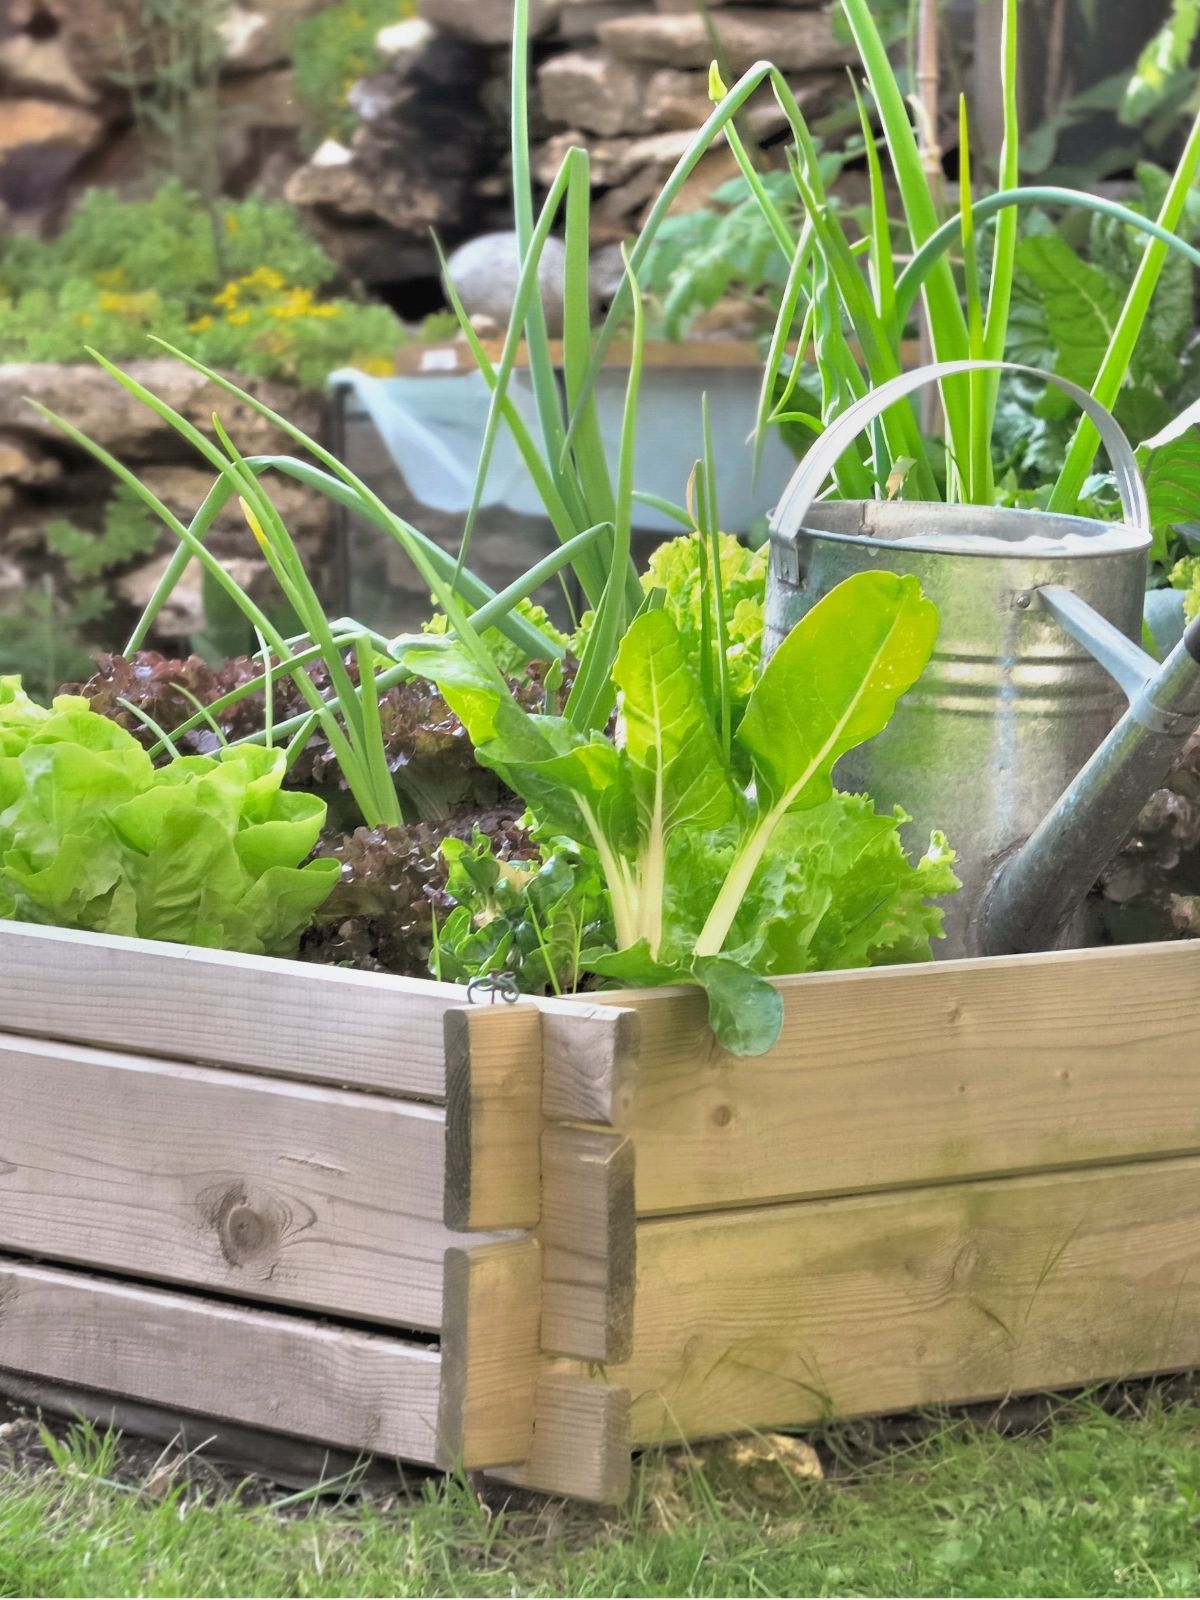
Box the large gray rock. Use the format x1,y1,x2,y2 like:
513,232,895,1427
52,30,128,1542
446,233,568,336
598,9,853,73
554,3,642,41
445,232,630,335
417,0,560,45
0,361,323,462
538,47,652,137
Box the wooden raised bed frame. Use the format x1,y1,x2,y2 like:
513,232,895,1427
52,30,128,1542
3,918,1200,1502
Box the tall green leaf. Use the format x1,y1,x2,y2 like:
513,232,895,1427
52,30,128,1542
696,570,940,956
1050,107,1200,512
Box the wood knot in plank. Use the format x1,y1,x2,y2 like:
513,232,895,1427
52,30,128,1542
200,1182,291,1269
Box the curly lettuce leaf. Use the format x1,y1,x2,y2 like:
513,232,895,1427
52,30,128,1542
573,532,768,714
0,686,337,954
422,596,568,677
1171,553,1200,620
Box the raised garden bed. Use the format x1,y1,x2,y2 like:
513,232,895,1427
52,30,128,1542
5,918,1200,1503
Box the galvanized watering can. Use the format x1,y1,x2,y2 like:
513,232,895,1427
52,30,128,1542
764,361,1200,960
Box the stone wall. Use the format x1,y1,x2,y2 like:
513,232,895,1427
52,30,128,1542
0,0,319,229
0,0,855,300
0,0,848,667
0,360,333,651
287,0,852,268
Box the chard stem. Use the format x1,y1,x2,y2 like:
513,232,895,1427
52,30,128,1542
579,798,640,950
693,806,783,957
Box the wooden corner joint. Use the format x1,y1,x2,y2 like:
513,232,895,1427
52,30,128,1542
437,1237,542,1473
539,999,641,1127
443,1004,543,1233
539,1125,636,1366
488,1372,634,1505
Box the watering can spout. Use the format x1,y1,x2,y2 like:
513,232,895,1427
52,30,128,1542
981,607,1200,956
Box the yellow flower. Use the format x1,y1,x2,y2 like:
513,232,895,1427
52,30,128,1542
188,313,214,333
224,212,240,235
354,353,395,376
268,286,315,319
93,266,126,288
243,265,287,293
98,290,158,317
226,308,252,326
213,281,240,310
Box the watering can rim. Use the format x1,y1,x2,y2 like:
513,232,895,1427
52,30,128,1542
782,497,1152,562
770,359,1151,557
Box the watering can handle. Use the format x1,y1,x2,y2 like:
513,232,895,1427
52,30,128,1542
770,360,1150,540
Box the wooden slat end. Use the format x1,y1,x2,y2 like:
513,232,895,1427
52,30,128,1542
541,1127,636,1364
541,1002,640,1126
490,1374,632,1504
438,1239,541,1471
443,1005,542,1232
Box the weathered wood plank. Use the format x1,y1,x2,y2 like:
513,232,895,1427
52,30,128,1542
0,1370,408,1493
551,942,1200,1214
0,1259,443,1462
491,1373,632,1503
0,1034,506,1330
0,920,468,1098
540,1000,638,1125
540,1127,636,1363
438,1239,542,1470
610,1154,1200,1445
443,1006,542,1231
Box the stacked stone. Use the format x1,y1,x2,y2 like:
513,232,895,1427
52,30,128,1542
0,0,318,232
286,0,853,264
0,361,332,640
534,0,852,236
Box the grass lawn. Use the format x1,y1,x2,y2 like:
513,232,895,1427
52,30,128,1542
2,1390,1199,1598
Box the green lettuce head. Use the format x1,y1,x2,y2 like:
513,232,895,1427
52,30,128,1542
0,684,337,954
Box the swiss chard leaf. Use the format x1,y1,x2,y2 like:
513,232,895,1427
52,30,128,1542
409,569,950,1058
1011,235,1123,417
737,571,940,818
613,609,737,838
